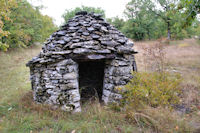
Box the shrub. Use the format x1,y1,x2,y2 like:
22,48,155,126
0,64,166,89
120,72,182,108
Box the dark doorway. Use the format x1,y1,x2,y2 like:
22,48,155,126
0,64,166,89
78,61,105,103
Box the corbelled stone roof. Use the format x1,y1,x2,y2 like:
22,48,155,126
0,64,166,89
27,11,137,66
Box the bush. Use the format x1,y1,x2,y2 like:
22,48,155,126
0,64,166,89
120,72,182,108
112,72,192,133
172,29,188,40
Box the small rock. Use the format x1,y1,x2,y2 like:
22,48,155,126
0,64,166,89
117,38,126,44
93,24,101,29
73,48,91,54
68,22,79,27
101,26,108,32
87,27,95,32
56,40,65,45
63,37,72,43
82,32,89,36
75,11,88,15
69,27,79,30
72,39,80,43
87,54,106,60
101,40,118,47
95,49,111,54
57,30,66,36
91,34,100,39
63,72,77,80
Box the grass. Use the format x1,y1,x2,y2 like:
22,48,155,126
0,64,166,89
0,46,138,133
0,39,200,132
134,38,200,132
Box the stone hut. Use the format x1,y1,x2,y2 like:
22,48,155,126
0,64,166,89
26,11,137,112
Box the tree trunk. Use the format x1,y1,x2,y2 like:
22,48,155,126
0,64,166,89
147,29,150,40
167,19,171,40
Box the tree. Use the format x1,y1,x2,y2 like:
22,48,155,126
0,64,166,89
107,17,125,31
124,0,164,40
125,0,200,40
179,0,200,27
0,0,17,51
62,6,105,24
129,0,180,40
0,0,57,51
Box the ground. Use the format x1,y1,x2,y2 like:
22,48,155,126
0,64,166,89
0,39,199,133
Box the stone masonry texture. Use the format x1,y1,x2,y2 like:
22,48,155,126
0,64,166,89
26,11,137,112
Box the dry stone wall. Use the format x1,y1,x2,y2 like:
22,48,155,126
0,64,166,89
27,11,137,112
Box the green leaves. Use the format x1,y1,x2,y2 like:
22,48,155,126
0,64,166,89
0,0,57,51
179,0,200,27
0,0,17,51
62,6,105,24
0,42,9,51
120,0,200,40
122,72,182,108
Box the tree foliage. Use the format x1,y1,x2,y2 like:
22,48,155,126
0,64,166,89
179,0,200,27
107,17,125,32
125,0,182,40
0,0,17,50
0,0,57,51
109,0,200,41
1,0,199,50
62,6,105,24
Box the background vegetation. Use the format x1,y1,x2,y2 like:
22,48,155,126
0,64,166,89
61,0,200,41
107,0,200,41
1,0,200,51
0,0,57,51
62,6,105,24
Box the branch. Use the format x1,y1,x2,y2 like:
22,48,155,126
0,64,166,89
147,7,167,21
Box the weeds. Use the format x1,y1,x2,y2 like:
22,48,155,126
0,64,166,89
115,72,188,133
121,72,182,108
141,41,166,72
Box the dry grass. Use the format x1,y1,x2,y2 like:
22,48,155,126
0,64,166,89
134,38,200,132
134,38,200,86
124,106,193,133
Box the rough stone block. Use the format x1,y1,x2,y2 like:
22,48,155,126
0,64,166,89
63,72,77,80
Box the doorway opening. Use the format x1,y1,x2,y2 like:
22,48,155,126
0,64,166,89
78,61,105,104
